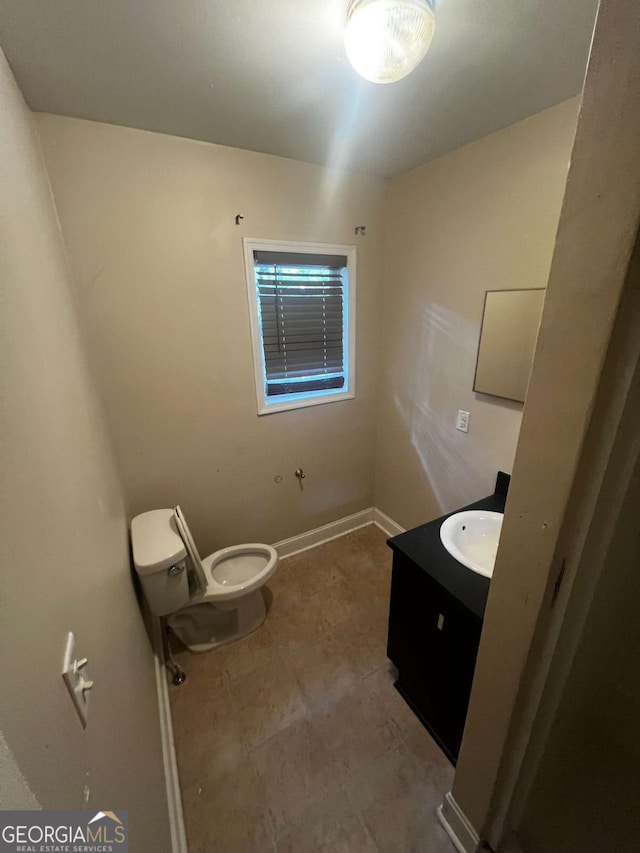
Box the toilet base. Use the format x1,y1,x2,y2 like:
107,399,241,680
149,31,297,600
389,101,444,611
167,589,267,653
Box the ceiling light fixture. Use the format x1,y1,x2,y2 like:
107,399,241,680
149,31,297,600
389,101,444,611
344,0,435,84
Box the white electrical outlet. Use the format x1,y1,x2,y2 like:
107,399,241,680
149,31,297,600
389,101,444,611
61,632,93,729
456,410,470,433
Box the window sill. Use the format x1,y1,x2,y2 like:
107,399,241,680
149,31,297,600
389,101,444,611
257,390,355,416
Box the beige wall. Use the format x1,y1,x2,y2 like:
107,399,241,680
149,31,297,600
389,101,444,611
0,49,170,850
35,104,578,548
37,114,387,552
375,99,579,529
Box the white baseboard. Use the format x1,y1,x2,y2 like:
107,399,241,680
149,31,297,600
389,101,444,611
273,506,405,559
152,617,188,853
437,792,480,853
0,731,40,809
273,508,374,558
372,507,405,538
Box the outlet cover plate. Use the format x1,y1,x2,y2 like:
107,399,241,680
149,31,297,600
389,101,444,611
456,410,470,433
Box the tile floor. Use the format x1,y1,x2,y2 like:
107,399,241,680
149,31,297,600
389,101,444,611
169,524,454,853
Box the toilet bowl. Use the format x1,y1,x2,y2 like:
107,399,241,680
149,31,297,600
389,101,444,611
131,505,279,652
202,545,279,601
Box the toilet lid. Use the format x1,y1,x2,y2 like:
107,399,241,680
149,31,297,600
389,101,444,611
173,506,208,593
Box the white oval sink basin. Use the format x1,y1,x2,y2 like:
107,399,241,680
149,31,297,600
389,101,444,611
439,510,504,578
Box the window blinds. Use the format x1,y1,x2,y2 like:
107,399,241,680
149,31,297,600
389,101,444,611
254,250,347,398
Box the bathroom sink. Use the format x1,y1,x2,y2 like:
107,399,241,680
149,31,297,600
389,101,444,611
439,510,503,578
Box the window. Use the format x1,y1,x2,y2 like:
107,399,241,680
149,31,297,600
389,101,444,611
244,239,356,414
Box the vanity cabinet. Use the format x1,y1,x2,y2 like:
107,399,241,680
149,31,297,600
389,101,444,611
387,551,482,763
385,474,508,764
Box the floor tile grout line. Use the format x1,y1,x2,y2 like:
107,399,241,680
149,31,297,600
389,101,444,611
354,806,381,853
243,699,311,755
245,738,278,847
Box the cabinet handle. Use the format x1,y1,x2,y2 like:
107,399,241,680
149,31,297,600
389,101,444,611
437,613,444,631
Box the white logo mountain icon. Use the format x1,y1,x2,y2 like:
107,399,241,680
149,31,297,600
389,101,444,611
88,812,123,825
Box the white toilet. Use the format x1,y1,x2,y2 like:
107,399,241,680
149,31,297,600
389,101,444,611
131,506,278,652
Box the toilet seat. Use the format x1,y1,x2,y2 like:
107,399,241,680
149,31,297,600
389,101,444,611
174,505,208,592
173,506,278,603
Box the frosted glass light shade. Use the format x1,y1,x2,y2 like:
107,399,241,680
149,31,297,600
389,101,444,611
344,0,435,84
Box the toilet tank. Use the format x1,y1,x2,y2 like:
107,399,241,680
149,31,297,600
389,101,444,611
131,509,190,616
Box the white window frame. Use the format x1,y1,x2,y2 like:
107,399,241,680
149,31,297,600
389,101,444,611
243,238,356,416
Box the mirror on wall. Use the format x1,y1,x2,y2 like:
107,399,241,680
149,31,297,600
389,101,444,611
473,288,545,403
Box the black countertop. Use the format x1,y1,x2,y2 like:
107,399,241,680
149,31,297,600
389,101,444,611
387,472,509,621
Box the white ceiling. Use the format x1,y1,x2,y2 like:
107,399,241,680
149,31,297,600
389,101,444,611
0,0,598,177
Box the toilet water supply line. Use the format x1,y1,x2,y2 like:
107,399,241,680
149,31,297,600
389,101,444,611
163,622,186,686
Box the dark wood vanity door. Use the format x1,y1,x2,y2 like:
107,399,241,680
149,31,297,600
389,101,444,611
387,552,482,763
